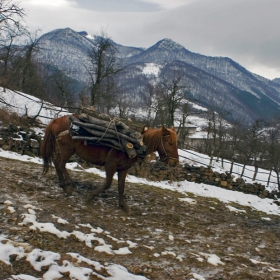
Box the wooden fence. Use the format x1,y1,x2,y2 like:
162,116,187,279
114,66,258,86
179,149,279,190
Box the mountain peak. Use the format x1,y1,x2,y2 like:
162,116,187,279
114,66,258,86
39,27,78,40
78,31,88,36
156,38,185,50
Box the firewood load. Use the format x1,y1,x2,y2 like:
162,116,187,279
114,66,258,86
68,108,146,159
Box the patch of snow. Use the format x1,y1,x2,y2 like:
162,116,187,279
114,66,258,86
142,63,161,77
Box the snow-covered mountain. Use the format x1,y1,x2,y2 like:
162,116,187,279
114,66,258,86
35,28,280,123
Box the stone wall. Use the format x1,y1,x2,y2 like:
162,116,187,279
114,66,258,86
0,123,42,157
128,160,280,203
182,165,278,200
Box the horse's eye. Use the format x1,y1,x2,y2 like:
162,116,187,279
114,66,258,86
168,141,173,145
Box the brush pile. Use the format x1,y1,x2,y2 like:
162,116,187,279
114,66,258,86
69,108,146,158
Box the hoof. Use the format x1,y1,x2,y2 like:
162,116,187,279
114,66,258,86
86,191,99,203
119,202,129,213
63,185,73,195
86,198,92,205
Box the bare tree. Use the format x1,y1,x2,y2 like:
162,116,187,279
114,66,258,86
156,72,186,127
142,83,155,126
0,0,25,32
142,83,163,127
237,120,265,177
226,120,242,160
19,30,40,90
0,0,26,90
0,27,19,90
51,69,75,108
7,30,45,99
202,107,230,166
205,108,218,166
176,102,190,148
264,121,280,190
84,31,123,108
238,120,264,164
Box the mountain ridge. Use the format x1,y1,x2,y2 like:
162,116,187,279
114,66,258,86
35,28,280,123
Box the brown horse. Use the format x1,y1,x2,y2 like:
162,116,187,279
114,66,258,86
41,115,179,209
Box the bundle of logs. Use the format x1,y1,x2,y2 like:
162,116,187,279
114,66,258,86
69,108,146,159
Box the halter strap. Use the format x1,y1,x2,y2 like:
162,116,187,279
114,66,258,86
159,135,179,163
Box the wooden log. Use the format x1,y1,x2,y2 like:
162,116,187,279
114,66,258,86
121,139,137,158
81,107,144,132
78,113,142,140
126,143,137,158
69,113,147,157
81,107,111,122
69,115,145,150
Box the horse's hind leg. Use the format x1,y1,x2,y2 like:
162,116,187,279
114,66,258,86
53,152,74,195
54,161,65,188
117,170,128,211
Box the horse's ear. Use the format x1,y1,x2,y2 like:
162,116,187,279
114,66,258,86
141,124,148,134
161,125,170,136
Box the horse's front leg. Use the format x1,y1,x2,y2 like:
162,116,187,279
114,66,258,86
87,164,116,202
118,169,129,211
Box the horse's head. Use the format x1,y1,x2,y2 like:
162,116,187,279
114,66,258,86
142,125,179,166
141,125,179,166
158,126,179,166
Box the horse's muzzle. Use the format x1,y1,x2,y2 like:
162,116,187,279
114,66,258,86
167,158,179,167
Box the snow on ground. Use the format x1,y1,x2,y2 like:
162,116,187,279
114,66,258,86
189,102,208,112
0,148,279,279
185,116,208,128
0,88,69,125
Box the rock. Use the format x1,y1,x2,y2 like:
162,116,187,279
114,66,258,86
220,181,228,187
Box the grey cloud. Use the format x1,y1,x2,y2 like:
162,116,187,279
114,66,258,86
73,0,162,12
144,0,280,75
23,0,280,78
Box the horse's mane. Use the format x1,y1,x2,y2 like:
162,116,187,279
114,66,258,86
143,127,177,155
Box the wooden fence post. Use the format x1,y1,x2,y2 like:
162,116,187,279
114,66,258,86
266,169,272,186
252,166,258,181
209,156,214,168
277,169,280,191
230,161,234,174
241,164,246,177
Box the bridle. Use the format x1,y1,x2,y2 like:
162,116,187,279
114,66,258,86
159,135,179,163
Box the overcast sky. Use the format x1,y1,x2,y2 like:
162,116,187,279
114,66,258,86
21,0,280,80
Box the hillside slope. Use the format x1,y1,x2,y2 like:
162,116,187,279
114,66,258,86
0,156,280,279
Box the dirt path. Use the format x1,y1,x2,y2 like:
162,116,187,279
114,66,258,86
0,157,280,280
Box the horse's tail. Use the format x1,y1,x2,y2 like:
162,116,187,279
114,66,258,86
41,120,57,175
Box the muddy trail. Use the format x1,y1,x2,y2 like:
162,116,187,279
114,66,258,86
0,156,280,280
